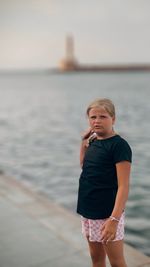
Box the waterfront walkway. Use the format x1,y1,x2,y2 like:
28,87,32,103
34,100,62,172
0,174,150,267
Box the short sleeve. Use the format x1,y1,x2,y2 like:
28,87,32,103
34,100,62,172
112,139,132,164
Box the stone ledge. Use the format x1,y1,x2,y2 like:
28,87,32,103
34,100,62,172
0,174,150,267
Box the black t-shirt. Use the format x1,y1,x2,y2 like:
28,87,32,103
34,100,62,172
77,135,132,219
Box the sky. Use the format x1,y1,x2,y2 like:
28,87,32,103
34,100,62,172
0,0,150,70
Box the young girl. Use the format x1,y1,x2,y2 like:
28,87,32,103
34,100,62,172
77,98,132,267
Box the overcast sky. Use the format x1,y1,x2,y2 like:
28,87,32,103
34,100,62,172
0,0,150,70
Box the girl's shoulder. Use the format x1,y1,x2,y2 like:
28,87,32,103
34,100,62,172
113,134,131,148
92,134,132,154
110,135,132,163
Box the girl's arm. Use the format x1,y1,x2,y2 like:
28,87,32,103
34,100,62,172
111,161,131,219
101,161,131,242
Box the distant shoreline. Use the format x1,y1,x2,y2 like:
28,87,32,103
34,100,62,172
57,63,150,73
1,64,150,74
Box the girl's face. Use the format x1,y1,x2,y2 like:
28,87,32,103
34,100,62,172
88,107,115,138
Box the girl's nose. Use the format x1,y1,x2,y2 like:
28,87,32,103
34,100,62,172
95,117,101,122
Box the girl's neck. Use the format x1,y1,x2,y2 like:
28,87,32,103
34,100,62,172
96,130,117,140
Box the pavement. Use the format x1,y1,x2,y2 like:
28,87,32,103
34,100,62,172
0,173,150,267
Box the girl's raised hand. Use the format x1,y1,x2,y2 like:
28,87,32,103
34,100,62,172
81,128,93,140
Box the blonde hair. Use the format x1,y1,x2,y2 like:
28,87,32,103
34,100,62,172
86,98,115,118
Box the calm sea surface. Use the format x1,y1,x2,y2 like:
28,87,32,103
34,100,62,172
0,72,150,255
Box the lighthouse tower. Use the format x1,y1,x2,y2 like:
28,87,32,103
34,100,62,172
59,35,78,71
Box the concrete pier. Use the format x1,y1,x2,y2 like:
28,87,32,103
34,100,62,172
0,174,150,267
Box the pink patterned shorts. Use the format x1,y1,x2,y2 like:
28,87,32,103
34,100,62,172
81,212,125,242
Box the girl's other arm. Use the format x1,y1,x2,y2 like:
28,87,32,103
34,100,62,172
80,140,88,168
80,128,92,168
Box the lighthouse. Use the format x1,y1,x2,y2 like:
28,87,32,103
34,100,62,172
59,35,78,71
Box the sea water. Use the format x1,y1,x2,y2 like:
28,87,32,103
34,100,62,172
0,71,150,255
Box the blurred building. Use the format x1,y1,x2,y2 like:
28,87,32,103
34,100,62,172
59,35,79,71
58,36,150,72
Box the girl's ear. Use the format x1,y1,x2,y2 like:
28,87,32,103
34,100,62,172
112,116,115,125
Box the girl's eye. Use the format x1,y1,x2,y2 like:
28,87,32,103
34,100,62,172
90,116,96,119
90,115,108,119
100,116,107,119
